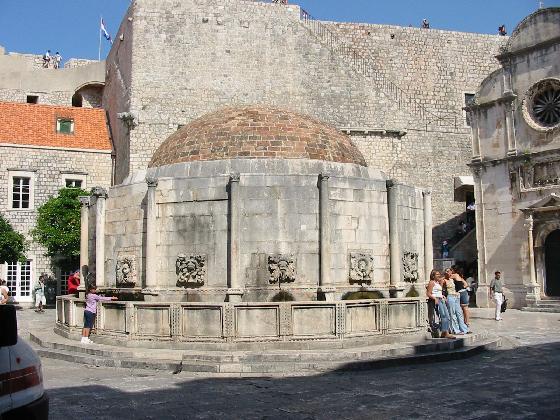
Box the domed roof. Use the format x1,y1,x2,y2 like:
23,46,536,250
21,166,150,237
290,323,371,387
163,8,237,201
148,105,367,168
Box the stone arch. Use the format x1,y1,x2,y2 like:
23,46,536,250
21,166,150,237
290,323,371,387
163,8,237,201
534,219,560,298
544,230,560,296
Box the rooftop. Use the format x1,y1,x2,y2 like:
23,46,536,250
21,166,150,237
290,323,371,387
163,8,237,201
0,102,112,151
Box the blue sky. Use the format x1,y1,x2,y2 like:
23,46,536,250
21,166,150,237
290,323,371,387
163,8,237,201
0,0,557,61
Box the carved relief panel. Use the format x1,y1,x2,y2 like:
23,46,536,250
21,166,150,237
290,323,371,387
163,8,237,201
348,252,374,284
116,255,138,287
402,251,419,283
268,255,296,284
176,254,206,288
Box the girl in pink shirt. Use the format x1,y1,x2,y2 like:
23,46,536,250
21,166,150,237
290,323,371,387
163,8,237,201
81,284,117,344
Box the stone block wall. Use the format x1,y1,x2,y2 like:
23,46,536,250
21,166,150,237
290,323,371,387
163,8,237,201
104,0,505,253
0,145,112,288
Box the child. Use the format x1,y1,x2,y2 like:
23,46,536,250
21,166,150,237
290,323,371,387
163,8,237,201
81,284,118,344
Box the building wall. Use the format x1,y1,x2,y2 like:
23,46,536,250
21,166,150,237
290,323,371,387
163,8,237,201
470,8,560,308
0,145,112,288
104,0,505,246
0,46,105,108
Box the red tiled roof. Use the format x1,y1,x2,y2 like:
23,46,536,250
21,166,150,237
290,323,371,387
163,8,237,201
0,102,112,151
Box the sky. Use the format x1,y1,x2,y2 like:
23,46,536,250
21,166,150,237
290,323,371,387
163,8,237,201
0,0,558,61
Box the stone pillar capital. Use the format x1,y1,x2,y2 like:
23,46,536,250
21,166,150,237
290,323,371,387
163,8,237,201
229,173,240,183
78,196,91,207
423,189,432,196
91,186,108,198
146,176,158,188
319,173,330,182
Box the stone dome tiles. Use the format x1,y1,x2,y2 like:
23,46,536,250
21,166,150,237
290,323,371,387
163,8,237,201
148,105,367,168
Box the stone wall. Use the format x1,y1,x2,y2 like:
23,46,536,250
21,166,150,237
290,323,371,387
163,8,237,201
0,48,105,108
104,0,505,249
0,145,112,290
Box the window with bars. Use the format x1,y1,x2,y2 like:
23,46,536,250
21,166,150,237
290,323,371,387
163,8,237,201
12,176,31,209
59,270,73,295
57,118,74,134
65,179,83,188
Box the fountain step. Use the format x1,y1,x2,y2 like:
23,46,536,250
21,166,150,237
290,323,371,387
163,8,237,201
29,330,499,375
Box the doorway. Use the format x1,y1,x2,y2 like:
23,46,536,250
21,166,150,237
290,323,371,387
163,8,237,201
4,260,33,303
545,230,560,296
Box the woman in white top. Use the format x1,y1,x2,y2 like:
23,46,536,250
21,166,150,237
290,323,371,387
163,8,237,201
426,270,455,339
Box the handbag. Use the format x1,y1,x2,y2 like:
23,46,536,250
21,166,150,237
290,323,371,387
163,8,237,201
500,296,508,313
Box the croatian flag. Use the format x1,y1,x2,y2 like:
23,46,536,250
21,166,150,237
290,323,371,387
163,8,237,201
100,18,113,44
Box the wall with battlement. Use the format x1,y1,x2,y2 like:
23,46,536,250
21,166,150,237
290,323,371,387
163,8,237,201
103,0,506,245
0,46,105,108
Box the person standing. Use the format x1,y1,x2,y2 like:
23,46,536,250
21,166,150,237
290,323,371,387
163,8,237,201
441,240,450,258
34,275,47,312
42,50,51,68
426,270,455,339
81,284,118,344
0,279,9,304
67,270,81,296
489,271,504,321
54,52,62,69
444,268,469,335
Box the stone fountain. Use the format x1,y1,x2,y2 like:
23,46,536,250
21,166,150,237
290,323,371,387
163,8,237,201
56,105,432,349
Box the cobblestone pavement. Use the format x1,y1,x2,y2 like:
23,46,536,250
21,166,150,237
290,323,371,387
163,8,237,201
16,307,560,419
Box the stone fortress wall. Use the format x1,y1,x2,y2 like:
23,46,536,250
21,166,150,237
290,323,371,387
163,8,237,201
104,0,506,249
0,45,105,108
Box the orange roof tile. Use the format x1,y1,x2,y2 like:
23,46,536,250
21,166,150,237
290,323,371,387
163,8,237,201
0,102,112,151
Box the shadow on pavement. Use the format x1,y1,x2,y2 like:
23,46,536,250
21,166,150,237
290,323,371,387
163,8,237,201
45,341,560,419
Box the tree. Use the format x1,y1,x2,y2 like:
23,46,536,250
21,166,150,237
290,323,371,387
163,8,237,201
32,187,89,265
0,213,27,263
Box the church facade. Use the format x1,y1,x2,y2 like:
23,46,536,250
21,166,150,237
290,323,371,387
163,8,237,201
467,8,560,308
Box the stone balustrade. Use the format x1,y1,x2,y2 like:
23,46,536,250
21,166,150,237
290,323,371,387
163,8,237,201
56,296,426,349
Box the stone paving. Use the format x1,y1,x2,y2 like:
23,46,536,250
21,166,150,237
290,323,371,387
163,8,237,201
15,307,560,419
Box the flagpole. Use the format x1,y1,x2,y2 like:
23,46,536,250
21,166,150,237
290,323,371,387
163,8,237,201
98,16,102,61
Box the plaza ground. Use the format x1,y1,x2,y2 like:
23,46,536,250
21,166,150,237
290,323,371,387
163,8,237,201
15,307,560,419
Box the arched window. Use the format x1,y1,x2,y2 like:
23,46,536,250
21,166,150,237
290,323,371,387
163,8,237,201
72,93,83,108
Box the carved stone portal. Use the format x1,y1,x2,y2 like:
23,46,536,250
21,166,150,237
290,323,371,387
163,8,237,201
268,255,296,284
176,254,206,288
402,251,419,283
116,255,137,287
349,253,374,284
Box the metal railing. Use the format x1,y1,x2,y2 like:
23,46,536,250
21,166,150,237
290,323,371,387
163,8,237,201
299,8,461,131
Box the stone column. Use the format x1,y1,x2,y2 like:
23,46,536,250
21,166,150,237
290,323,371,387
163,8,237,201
387,181,402,297
318,174,335,301
145,177,158,289
525,213,540,305
472,167,490,307
471,109,481,162
422,190,433,283
92,187,108,288
504,100,517,156
227,174,243,302
78,196,90,295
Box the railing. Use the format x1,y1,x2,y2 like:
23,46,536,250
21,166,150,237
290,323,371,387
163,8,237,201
299,8,461,131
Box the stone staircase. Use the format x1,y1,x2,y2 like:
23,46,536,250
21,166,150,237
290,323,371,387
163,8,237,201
298,9,460,131
30,329,501,375
522,298,560,313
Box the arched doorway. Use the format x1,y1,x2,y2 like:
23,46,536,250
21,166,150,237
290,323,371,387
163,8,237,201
545,230,560,296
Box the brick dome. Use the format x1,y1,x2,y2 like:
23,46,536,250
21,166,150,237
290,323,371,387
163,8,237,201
148,106,367,167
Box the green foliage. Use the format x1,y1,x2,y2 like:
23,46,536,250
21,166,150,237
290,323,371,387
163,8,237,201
342,290,385,300
32,188,88,259
0,213,27,263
